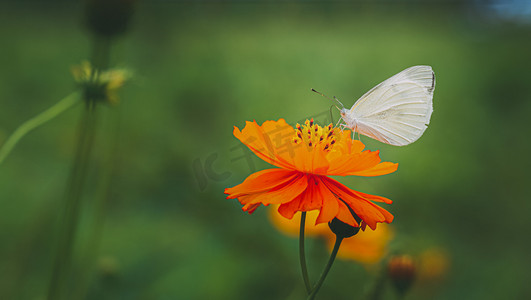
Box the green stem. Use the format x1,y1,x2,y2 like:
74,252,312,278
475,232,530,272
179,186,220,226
71,107,122,299
299,212,312,294
47,34,112,300
307,235,343,300
0,92,81,166
46,102,98,300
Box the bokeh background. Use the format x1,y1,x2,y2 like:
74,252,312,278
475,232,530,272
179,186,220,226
1,0,530,299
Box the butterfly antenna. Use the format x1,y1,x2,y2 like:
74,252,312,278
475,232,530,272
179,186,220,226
311,89,344,110
333,96,345,110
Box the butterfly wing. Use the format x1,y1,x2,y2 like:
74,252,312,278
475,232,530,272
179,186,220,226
349,65,435,146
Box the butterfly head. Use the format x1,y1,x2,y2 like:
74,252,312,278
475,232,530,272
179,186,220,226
339,108,348,117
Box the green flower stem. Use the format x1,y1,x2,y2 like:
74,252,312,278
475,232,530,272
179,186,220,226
299,212,312,294
307,235,343,300
47,34,112,300
0,92,81,166
71,108,122,299
46,101,98,300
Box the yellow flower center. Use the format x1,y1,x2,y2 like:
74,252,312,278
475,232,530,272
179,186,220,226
71,61,131,105
292,119,337,151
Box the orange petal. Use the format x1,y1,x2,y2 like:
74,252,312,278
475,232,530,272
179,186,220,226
277,175,322,218
327,150,382,176
315,177,339,225
246,173,308,206
242,202,261,214
237,193,261,208
322,177,393,230
310,148,330,174
298,175,323,211
261,119,314,170
233,121,294,169
291,143,312,172
345,161,398,177
278,194,304,219
335,199,359,227
225,168,297,198
324,178,392,204
349,189,393,204
333,130,356,149
347,139,366,153
349,199,393,230
325,132,363,163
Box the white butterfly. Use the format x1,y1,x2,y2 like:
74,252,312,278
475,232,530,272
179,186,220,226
316,65,435,146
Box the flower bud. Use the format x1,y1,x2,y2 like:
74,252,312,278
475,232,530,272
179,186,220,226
85,0,136,37
388,255,416,295
328,218,360,238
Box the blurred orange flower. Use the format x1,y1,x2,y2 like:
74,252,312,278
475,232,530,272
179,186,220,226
269,206,393,264
268,206,329,237
418,248,450,281
225,119,397,229
327,222,393,264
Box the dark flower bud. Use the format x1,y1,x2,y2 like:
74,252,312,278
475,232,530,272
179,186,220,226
388,255,416,295
328,218,360,238
85,0,136,37
328,202,363,238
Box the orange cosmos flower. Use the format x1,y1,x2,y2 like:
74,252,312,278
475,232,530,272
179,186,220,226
224,119,397,229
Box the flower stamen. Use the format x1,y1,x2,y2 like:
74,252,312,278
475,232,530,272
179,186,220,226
293,120,338,152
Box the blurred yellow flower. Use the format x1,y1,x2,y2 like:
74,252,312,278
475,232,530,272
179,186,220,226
269,205,393,265
71,61,131,105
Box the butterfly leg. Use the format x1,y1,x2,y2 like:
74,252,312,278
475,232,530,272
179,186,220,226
334,118,343,129
339,124,347,133
354,127,362,143
346,124,360,143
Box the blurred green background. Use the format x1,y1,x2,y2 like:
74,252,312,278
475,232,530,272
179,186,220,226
1,1,530,299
